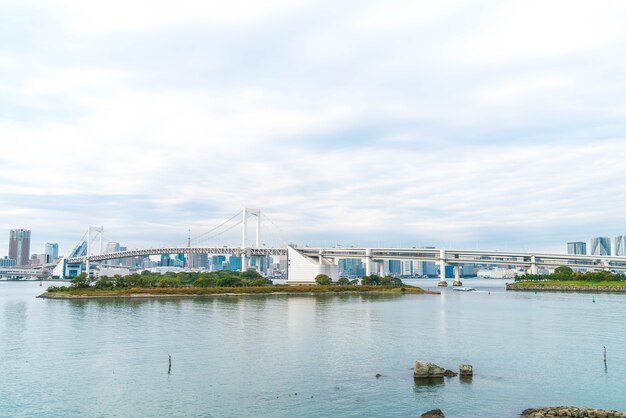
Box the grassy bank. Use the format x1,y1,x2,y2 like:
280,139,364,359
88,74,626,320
507,281,626,292
40,284,432,298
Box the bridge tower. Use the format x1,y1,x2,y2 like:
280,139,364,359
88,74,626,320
85,226,104,277
241,208,261,272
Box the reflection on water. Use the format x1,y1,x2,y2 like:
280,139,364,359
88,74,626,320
1,280,626,418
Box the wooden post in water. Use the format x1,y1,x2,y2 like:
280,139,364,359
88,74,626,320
603,346,607,366
168,354,172,374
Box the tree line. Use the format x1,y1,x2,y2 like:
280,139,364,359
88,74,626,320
48,270,272,292
515,266,626,282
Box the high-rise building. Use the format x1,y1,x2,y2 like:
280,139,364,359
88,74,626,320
387,260,401,275
189,253,209,269
338,258,364,276
212,255,226,271
615,236,626,256
45,243,59,263
567,242,587,255
9,229,31,266
105,242,121,266
229,256,242,271
160,254,171,267
175,253,186,267
589,237,611,256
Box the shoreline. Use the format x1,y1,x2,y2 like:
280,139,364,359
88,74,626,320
39,285,439,299
507,281,626,293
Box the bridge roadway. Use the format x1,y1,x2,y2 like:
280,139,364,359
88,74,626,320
66,246,287,265
66,245,626,274
297,247,626,269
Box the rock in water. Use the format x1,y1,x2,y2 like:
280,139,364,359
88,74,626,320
459,364,473,377
413,361,446,378
420,408,445,417
443,370,458,377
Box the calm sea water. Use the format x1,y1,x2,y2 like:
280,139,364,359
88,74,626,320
1,279,625,417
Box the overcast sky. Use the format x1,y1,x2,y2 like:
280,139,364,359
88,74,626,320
2,0,626,257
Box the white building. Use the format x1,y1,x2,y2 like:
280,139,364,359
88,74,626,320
286,246,338,284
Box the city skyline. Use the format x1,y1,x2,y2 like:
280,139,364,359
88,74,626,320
2,1,626,255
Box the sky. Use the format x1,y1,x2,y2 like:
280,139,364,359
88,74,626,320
1,0,626,257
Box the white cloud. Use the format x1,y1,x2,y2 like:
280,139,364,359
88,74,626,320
1,0,626,256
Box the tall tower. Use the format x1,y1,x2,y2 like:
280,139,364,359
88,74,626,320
241,208,261,272
589,237,611,256
9,229,31,266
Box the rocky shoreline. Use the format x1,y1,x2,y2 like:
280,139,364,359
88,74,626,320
506,282,626,292
521,406,626,417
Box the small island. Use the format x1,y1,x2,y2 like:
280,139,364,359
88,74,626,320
507,266,626,292
40,271,433,299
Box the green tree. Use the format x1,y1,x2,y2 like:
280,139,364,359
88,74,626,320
315,274,332,285
71,273,91,288
157,277,180,288
94,276,115,289
380,275,403,287
554,266,574,280
336,277,351,286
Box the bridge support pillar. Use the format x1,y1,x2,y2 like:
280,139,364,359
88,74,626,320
453,264,462,287
438,249,448,287
603,259,610,271
378,260,385,276
365,248,372,277
530,255,538,275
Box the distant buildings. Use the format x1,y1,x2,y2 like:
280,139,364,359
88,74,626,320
567,242,586,255
229,256,242,271
45,243,59,263
30,253,48,266
0,256,16,267
589,237,611,256
615,236,626,256
9,229,31,266
189,253,209,269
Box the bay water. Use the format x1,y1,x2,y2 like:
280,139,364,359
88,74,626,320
1,279,624,417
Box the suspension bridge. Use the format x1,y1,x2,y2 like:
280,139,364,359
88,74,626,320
33,207,626,286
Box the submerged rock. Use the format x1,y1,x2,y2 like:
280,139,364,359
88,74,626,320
443,370,458,377
420,408,445,417
413,361,446,378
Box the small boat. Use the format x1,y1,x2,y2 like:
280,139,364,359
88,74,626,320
452,286,475,292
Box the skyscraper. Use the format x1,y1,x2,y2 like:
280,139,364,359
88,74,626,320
615,236,626,256
9,229,31,266
106,242,121,266
189,253,209,269
567,242,587,255
45,243,59,263
229,256,242,271
589,237,611,256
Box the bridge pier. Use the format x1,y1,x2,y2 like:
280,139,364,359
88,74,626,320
365,248,372,277
438,249,448,287
530,255,538,275
453,264,462,287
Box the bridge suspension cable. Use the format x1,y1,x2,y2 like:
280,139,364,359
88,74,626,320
191,210,243,243
261,212,291,247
